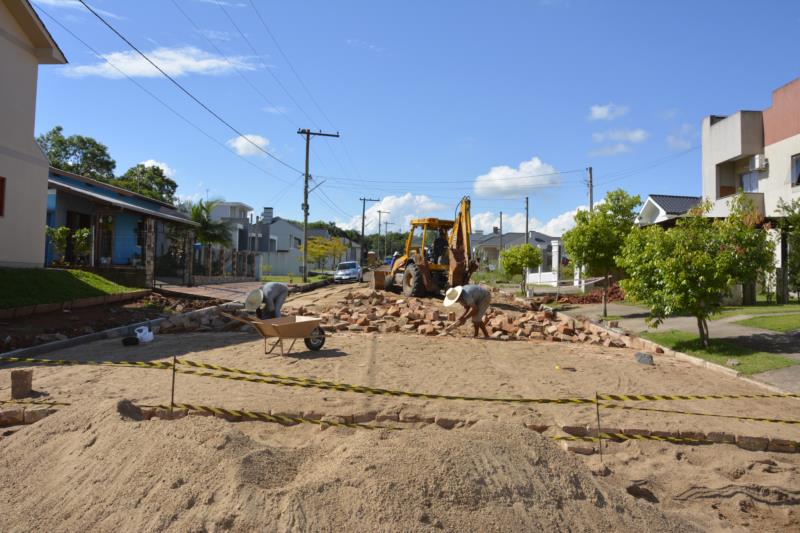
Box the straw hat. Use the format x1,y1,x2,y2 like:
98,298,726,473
244,288,264,313
442,286,463,307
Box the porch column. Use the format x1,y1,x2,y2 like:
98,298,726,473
144,217,155,288
183,230,194,287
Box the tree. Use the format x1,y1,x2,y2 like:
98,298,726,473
71,228,92,265
562,189,641,316
778,198,800,297
189,200,232,247
36,126,116,181
114,164,178,204
45,226,71,265
499,243,542,294
617,194,774,347
307,236,332,268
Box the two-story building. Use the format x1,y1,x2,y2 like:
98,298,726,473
0,0,66,268
701,77,800,301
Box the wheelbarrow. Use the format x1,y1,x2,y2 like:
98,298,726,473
222,313,326,356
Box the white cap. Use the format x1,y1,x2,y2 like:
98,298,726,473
442,286,463,307
244,288,264,313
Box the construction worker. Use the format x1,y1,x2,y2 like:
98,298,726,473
244,282,289,319
433,228,448,264
443,284,491,338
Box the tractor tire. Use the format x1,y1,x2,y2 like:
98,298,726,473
402,264,426,297
304,327,326,351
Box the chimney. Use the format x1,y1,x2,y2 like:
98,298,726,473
492,226,499,235
261,207,273,224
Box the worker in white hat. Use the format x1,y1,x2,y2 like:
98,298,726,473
443,284,491,338
244,282,289,319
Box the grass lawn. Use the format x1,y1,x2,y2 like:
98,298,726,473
734,314,800,333
640,330,798,375
260,274,329,284
713,302,800,320
0,268,139,309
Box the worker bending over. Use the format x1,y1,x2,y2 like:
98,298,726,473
443,284,491,338
244,282,289,319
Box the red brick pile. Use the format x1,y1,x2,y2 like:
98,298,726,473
538,283,625,305
291,290,626,346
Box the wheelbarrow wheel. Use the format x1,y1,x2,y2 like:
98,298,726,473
304,327,326,351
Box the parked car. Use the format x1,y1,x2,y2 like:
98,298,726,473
334,261,362,283
383,256,393,265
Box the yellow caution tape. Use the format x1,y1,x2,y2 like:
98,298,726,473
144,402,399,431
0,356,173,370
596,392,799,402
553,433,711,444
600,402,800,425
174,367,595,405
0,399,71,407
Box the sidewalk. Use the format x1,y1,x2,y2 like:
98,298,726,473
158,281,264,302
562,302,800,392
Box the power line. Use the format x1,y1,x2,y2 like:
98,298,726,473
594,146,699,186
76,0,303,175
36,6,293,187
315,168,585,185
246,0,364,181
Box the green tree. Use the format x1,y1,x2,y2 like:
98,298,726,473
618,194,774,347
45,226,71,264
778,198,800,296
71,228,92,265
307,236,333,268
190,200,232,246
114,164,178,204
36,126,116,181
562,189,641,316
500,243,542,294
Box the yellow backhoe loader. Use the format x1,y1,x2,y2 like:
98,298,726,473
384,196,478,296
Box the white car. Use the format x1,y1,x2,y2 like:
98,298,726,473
334,261,362,283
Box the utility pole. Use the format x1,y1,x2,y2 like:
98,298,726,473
384,221,395,258
359,197,379,266
587,166,594,212
298,128,339,282
377,210,390,251
525,197,529,244
499,211,504,254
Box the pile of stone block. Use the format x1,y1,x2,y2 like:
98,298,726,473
310,290,627,346
156,303,246,334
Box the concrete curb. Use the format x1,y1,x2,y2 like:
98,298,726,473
570,315,794,395
0,290,151,320
0,302,244,358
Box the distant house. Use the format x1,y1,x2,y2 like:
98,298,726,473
307,227,361,265
0,0,66,268
472,228,561,269
635,194,701,226
46,167,197,286
267,216,304,275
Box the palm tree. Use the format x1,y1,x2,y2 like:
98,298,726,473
189,199,232,277
190,199,232,247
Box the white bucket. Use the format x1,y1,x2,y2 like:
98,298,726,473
134,326,154,343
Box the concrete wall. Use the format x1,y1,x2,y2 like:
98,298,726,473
263,249,303,276
701,112,764,201
0,4,49,268
763,133,800,215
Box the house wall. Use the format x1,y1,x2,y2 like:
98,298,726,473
0,3,49,268
112,212,142,265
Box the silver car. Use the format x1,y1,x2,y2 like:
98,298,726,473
334,261,362,283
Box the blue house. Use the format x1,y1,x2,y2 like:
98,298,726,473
46,167,197,286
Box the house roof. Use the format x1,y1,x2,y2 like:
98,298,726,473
648,194,702,215
270,217,303,231
7,1,67,64
48,171,197,227
50,167,177,209
217,201,253,211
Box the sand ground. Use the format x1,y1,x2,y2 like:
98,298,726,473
1,282,799,531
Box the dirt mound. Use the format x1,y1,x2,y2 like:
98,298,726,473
0,402,692,532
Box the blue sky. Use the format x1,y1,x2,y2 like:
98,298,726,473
32,0,800,236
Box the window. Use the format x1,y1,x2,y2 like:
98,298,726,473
739,171,759,193
793,154,800,187
0,176,5,216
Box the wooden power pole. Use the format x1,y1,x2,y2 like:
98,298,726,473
359,197,379,266
587,166,594,211
298,128,339,282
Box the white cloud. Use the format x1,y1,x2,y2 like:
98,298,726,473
666,122,697,150
473,156,560,197
64,46,256,79
592,128,648,144
471,205,590,238
589,103,629,121
346,38,384,53
33,0,122,20
336,194,445,232
589,143,630,157
195,0,246,7
226,134,269,156
199,29,231,42
262,105,288,115
139,159,175,178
